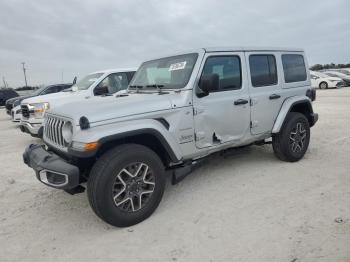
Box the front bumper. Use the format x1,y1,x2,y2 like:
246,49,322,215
19,120,43,137
23,144,80,190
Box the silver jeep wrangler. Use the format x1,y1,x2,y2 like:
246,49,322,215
23,47,318,227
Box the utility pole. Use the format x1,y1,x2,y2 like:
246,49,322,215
21,62,28,87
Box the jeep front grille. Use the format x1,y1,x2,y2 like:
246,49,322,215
44,115,67,149
21,105,30,118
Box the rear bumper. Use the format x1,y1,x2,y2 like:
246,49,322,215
23,144,80,190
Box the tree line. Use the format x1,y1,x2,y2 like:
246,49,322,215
14,86,40,91
310,63,350,71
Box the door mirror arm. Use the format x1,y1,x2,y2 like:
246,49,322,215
197,73,219,98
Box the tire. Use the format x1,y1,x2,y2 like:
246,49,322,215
272,112,310,162
87,144,166,227
319,81,328,89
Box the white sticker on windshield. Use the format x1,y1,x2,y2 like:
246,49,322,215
169,61,187,71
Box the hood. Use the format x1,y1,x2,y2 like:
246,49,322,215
22,90,89,106
6,95,32,105
52,92,173,124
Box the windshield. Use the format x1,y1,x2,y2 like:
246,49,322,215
337,70,350,75
313,72,329,78
130,53,198,89
324,72,338,77
72,73,103,91
32,86,47,95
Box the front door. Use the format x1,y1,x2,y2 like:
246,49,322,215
193,52,250,149
245,52,284,135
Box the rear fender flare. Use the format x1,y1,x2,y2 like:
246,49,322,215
272,96,313,134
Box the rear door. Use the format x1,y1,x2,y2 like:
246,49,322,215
193,52,251,148
246,52,284,135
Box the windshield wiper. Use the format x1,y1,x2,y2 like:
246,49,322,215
128,85,144,93
146,84,164,88
129,84,168,94
146,84,168,94
129,85,144,89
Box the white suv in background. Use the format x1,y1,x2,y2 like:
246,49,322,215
19,68,136,137
310,71,344,89
322,71,350,86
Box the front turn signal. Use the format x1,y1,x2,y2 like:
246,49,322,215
83,142,99,151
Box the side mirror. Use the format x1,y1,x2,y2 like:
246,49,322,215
94,85,109,96
197,73,219,98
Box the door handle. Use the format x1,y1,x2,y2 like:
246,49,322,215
234,99,249,105
269,94,281,100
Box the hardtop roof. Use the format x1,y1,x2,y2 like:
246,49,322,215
204,46,304,52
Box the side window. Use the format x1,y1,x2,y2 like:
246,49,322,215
201,56,242,91
249,55,277,87
282,54,307,83
96,73,129,94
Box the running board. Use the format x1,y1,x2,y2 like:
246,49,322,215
172,161,201,185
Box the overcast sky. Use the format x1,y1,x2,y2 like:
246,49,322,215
1,0,349,87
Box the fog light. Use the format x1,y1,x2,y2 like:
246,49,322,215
39,170,68,186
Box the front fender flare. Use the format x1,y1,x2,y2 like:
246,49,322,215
69,119,182,162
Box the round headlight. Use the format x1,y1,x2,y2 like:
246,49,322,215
62,121,73,144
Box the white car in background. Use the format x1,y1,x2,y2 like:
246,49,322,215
334,68,350,76
310,71,344,89
322,71,350,86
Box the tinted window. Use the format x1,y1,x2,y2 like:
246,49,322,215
61,85,71,91
282,54,307,83
249,55,277,87
42,86,59,94
95,72,129,94
201,56,241,91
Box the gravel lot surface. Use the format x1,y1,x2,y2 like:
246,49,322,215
1,88,350,262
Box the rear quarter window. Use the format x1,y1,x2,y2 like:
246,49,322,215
282,54,307,83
